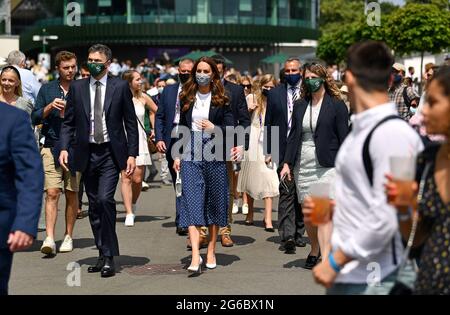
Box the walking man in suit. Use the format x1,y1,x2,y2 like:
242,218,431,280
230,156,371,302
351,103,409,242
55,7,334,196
0,102,44,295
155,58,194,236
212,55,251,248
59,44,138,278
265,58,306,254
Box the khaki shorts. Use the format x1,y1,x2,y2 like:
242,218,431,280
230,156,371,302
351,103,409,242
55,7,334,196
41,147,81,192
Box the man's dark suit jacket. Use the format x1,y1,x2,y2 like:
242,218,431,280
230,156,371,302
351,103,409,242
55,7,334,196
0,102,43,249
155,83,180,149
60,76,138,172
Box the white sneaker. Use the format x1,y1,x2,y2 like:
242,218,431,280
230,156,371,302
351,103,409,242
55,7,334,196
59,235,73,253
125,214,135,227
242,203,249,215
232,200,240,214
40,237,56,255
141,181,150,191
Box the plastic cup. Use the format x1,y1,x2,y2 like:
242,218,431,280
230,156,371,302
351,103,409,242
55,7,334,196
309,183,331,226
390,156,416,207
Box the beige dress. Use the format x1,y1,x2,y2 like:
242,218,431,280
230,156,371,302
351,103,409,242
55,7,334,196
237,96,279,200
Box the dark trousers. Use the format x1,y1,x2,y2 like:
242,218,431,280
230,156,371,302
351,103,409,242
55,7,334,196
166,140,180,226
277,166,305,242
84,143,120,257
0,249,13,295
78,175,84,208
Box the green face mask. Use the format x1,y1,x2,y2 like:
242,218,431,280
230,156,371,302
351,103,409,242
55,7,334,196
305,78,324,93
87,62,107,77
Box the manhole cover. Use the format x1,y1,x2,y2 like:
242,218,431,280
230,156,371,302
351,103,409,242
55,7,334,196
123,264,186,276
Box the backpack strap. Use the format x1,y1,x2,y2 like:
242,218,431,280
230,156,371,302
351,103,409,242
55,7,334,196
362,115,404,186
362,114,405,266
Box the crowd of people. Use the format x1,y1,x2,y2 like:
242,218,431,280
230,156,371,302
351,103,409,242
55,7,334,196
0,40,449,295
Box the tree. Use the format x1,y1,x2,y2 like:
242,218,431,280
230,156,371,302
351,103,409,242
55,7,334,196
386,3,450,85
405,0,450,10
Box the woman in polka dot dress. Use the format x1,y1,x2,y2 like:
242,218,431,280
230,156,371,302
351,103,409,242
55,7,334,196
173,57,234,274
387,66,450,294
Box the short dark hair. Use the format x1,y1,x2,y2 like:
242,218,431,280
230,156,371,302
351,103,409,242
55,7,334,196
80,62,89,71
346,41,394,93
88,44,112,61
55,51,77,67
211,54,226,69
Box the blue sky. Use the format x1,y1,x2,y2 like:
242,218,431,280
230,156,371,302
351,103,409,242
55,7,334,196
379,0,405,5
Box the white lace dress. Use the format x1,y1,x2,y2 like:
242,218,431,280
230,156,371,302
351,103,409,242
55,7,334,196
293,98,335,202
133,97,152,166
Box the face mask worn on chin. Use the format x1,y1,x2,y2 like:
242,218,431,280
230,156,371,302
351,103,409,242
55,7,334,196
285,73,302,87
196,73,212,86
87,62,107,77
305,78,324,93
178,73,190,85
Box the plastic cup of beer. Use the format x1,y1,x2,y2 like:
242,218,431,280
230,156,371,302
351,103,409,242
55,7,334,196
309,183,331,226
390,156,416,207
59,99,66,118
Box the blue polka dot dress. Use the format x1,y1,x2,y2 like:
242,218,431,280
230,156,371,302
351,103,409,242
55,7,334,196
177,132,229,228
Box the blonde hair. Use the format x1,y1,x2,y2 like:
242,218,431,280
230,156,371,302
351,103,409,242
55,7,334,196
300,63,342,100
254,74,276,116
122,70,142,98
0,67,23,97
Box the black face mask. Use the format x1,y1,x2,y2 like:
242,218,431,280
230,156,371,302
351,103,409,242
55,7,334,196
178,73,190,85
262,88,270,97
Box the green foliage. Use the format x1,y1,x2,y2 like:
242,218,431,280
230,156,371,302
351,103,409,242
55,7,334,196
385,3,450,56
317,1,450,64
405,0,450,10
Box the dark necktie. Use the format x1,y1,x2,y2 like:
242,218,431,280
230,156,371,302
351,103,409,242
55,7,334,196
290,86,299,102
94,81,104,143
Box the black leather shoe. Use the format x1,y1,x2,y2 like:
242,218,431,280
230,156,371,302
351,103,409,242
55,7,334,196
295,239,307,247
263,220,275,232
304,253,321,270
177,227,188,236
88,256,105,273
284,239,296,254
101,257,116,278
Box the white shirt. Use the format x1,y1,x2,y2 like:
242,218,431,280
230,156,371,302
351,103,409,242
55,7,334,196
89,74,110,143
192,91,211,132
286,83,300,136
332,102,424,284
173,84,183,125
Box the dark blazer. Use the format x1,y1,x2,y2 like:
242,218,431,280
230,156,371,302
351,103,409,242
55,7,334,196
0,102,43,249
155,83,180,148
174,97,235,161
60,76,139,172
264,84,289,164
283,93,349,168
224,80,251,150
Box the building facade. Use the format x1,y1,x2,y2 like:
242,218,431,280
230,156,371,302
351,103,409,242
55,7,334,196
13,0,320,71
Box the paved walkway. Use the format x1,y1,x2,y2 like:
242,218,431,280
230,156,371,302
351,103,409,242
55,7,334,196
10,167,324,295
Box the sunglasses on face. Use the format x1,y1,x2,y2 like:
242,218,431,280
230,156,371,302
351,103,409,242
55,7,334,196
241,84,252,89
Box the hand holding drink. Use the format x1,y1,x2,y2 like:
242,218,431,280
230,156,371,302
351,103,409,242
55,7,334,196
308,183,332,226
388,156,417,207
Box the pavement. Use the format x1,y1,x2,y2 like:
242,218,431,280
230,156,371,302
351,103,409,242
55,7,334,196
9,163,325,295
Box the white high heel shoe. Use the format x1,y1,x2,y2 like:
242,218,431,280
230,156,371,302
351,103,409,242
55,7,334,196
187,256,203,274
206,256,216,269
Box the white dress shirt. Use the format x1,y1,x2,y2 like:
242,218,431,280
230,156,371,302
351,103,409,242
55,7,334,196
286,83,300,136
173,84,183,125
89,74,110,143
192,92,211,132
332,102,424,284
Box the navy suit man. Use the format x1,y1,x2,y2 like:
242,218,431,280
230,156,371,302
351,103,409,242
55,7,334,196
212,55,251,247
0,102,44,295
59,44,138,278
264,58,306,254
155,58,194,235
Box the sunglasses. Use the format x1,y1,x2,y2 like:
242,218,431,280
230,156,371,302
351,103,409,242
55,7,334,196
241,84,252,89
